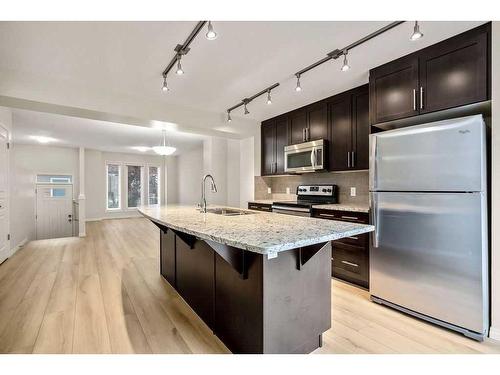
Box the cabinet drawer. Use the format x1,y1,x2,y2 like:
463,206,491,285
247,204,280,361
247,203,272,212
332,246,368,287
313,209,369,224
334,232,368,247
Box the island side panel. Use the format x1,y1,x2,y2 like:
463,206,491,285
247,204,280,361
160,228,176,287
214,250,264,354
262,242,332,354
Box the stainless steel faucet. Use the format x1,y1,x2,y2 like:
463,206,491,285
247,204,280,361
200,174,217,213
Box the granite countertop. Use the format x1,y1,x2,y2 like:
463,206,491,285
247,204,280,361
138,205,374,257
312,203,370,213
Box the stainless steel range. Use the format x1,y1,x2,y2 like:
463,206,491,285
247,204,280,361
272,184,338,217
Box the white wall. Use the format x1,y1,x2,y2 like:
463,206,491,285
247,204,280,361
203,137,228,206
84,150,167,220
227,139,241,207
490,21,500,340
165,155,178,204
176,147,203,205
239,136,255,207
9,144,79,246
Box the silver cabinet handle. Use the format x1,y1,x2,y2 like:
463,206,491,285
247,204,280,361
413,88,417,111
341,215,358,220
347,151,351,168
347,236,359,240
341,260,359,267
351,151,355,168
318,213,335,218
303,128,306,142
420,86,424,109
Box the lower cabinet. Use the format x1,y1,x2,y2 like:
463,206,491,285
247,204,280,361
247,202,272,212
160,228,176,286
312,209,370,289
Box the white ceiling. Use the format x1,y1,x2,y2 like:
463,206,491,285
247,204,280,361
11,108,206,155
0,21,486,139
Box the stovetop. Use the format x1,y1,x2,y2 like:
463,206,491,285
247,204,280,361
272,184,338,209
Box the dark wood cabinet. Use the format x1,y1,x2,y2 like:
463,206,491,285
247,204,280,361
289,110,307,144
328,93,352,171
312,209,370,289
261,117,288,176
370,23,490,125
247,202,272,212
307,102,328,141
160,228,176,287
328,84,370,171
419,25,488,114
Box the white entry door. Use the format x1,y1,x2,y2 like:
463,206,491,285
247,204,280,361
0,127,9,263
36,184,73,240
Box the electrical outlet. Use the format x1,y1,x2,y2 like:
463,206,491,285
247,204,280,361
350,187,357,197
286,187,291,194
267,187,272,194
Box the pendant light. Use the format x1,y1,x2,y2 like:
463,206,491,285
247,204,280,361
341,50,350,72
153,129,176,156
295,74,302,92
175,55,184,75
410,21,423,41
206,21,217,40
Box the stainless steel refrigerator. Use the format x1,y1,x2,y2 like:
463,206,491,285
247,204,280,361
369,115,489,341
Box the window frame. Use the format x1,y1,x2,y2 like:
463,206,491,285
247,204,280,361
147,164,161,207
105,162,122,211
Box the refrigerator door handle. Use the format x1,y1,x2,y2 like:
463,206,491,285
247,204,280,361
369,135,378,191
370,193,379,248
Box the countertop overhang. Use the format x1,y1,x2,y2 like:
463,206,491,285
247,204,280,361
138,205,374,256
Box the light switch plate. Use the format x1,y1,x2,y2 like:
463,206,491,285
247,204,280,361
350,187,357,197
286,187,290,194
267,187,272,194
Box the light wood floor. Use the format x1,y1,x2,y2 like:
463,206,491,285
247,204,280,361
1,218,499,354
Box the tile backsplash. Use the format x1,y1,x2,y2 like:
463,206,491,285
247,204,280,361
254,170,369,205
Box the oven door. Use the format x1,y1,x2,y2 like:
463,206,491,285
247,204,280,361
284,140,324,173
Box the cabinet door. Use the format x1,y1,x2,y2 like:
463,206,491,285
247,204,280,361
307,102,328,141
261,120,275,176
160,229,176,286
329,94,352,171
289,110,307,144
275,118,288,174
419,25,489,114
369,55,419,124
352,85,370,170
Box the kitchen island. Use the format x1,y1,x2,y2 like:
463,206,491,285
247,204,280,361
139,205,374,354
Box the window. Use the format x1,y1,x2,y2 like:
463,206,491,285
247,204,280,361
106,164,121,210
50,188,67,197
127,165,143,208
36,174,72,184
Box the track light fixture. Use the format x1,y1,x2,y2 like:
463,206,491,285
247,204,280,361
341,50,350,72
295,74,302,92
227,110,232,123
226,83,279,120
267,89,272,105
175,55,184,75
206,21,217,40
162,76,169,92
410,21,423,41
244,101,250,115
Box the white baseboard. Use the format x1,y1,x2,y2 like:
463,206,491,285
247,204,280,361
10,238,28,257
489,326,500,341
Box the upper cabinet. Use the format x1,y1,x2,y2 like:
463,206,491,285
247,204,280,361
289,103,328,144
261,117,288,176
370,23,490,125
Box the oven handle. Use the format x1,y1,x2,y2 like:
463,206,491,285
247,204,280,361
271,205,311,213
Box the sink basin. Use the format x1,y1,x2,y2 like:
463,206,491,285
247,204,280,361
202,208,256,216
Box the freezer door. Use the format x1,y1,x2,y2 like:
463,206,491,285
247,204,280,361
369,115,486,192
370,192,488,334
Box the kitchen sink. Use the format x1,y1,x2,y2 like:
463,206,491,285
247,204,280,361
203,208,256,216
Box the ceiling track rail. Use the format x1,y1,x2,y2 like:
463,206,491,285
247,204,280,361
162,21,207,78
294,21,405,78
227,82,280,113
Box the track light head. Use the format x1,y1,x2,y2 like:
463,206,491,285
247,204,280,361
161,76,169,92
341,50,350,72
176,55,184,75
410,21,423,41
267,90,272,105
244,102,250,115
206,21,217,40
227,111,232,122
295,75,302,92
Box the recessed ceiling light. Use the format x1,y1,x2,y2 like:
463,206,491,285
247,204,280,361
132,146,150,152
30,135,57,144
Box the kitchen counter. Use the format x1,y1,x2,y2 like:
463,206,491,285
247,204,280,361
138,204,373,354
312,203,370,213
139,205,373,256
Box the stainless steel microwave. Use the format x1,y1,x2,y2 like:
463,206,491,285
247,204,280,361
284,139,326,173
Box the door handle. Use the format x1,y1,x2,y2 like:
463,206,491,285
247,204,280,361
370,192,379,248
310,149,316,169
413,89,417,111
351,151,355,168
306,128,309,141
302,128,306,142
347,151,351,168
420,86,424,110
341,260,359,267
